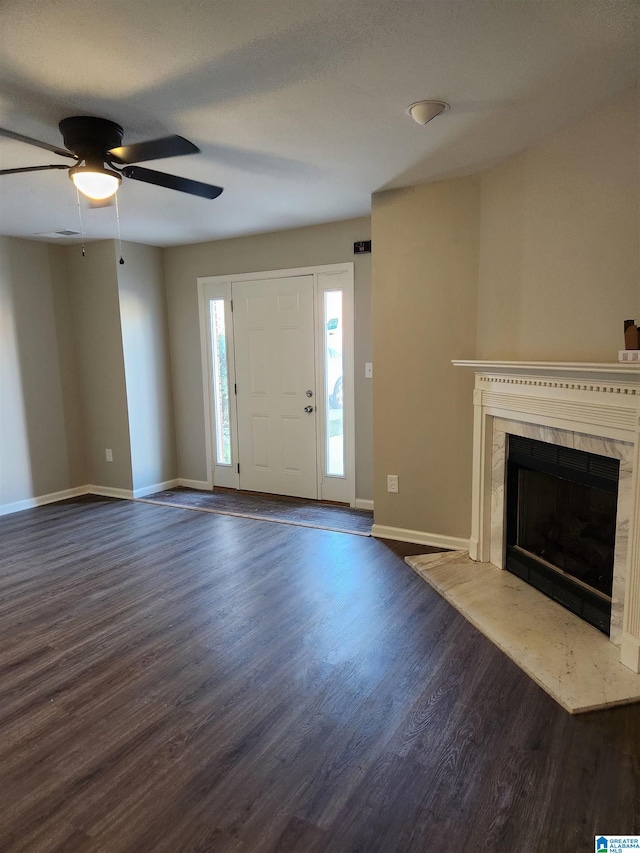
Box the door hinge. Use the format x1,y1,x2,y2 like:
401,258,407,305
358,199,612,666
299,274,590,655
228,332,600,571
230,299,234,312
237,463,240,474
234,383,237,395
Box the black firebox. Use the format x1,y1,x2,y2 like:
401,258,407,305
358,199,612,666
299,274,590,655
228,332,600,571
505,435,619,635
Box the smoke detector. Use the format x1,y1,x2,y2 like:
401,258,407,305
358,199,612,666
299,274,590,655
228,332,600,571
407,100,450,125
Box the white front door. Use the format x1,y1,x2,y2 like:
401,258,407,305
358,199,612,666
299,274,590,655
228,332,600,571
232,275,318,498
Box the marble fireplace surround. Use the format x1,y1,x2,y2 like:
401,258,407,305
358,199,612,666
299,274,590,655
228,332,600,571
454,361,640,675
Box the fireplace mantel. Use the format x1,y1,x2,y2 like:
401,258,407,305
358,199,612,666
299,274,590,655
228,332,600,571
454,359,640,673
453,360,640,379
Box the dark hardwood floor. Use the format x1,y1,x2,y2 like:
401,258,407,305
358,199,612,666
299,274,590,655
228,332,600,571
0,497,638,852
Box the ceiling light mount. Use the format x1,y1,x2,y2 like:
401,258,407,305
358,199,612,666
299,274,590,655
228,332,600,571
407,100,450,126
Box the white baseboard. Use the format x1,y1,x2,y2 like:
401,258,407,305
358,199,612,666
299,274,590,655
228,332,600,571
371,523,470,552
354,498,374,511
133,479,179,499
178,478,211,490
87,484,134,500
0,485,89,517
0,479,186,517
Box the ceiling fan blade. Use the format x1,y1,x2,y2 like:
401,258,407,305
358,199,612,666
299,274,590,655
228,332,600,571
0,127,75,159
0,164,69,175
109,135,199,165
122,165,223,199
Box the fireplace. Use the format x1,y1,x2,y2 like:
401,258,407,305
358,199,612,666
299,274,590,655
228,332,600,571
505,435,619,634
452,359,640,674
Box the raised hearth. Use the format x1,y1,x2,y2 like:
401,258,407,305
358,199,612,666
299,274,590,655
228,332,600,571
405,550,640,714
453,361,640,677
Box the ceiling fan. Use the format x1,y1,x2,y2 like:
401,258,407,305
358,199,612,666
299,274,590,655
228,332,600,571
0,116,223,201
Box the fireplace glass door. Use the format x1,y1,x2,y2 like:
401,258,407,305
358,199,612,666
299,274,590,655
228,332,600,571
506,436,619,634
516,467,616,596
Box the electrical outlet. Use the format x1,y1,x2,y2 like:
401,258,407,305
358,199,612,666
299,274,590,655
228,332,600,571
105,449,113,462
387,474,399,493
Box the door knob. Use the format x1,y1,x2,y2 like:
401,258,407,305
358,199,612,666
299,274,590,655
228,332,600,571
304,405,314,413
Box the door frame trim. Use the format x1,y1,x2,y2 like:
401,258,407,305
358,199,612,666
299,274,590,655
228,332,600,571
198,263,356,506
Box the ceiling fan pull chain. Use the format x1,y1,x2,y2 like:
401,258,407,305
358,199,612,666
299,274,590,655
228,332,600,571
115,192,124,265
75,187,86,257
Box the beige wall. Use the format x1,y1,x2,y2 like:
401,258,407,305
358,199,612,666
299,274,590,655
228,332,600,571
0,236,179,506
164,217,374,498
117,242,177,492
371,178,480,539
370,86,638,543
477,87,639,360
65,241,134,491
0,237,85,508
49,245,87,489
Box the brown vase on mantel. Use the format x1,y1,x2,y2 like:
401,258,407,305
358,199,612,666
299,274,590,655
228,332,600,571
623,319,639,350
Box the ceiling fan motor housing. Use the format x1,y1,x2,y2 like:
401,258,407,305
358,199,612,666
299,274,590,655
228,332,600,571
58,116,124,162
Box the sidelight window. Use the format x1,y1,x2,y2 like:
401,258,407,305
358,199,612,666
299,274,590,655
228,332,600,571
324,291,344,477
209,298,231,466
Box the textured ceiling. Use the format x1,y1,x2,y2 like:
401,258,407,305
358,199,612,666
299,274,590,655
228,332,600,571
0,0,637,246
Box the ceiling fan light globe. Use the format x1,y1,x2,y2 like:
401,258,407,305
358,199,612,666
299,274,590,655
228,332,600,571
69,166,121,200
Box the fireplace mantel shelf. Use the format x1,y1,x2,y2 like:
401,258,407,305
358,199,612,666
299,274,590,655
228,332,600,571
452,360,639,380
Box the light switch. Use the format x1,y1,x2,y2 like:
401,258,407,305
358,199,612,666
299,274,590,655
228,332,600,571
365,362,373,379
